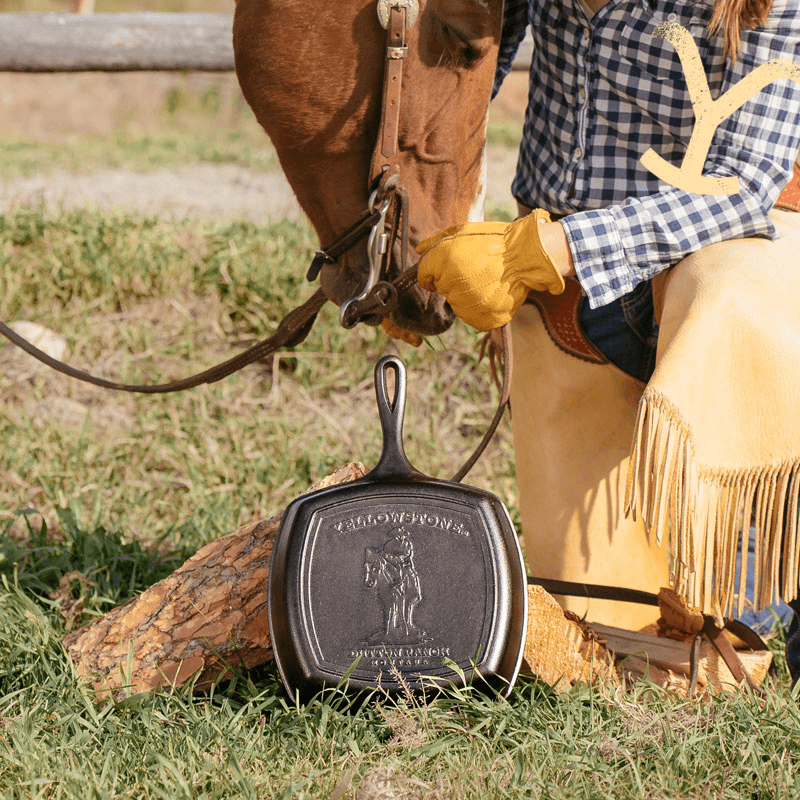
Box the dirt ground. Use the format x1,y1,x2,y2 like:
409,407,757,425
0,70,528,221
0,163,308,222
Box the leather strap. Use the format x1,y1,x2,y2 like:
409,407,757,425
775,161,800,212
369,5,408,188
451,323,511,482
701,616,766,695
529,576,659,607
306,206,384,282
0,289,327,394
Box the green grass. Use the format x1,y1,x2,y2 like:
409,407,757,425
0,130,278,179
0,73,278,179
0,206,798,800
0,549,798,799
0,206,516,548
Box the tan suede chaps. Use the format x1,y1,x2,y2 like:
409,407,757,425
512,208,800,628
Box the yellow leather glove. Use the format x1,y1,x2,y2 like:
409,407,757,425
416,209,566,331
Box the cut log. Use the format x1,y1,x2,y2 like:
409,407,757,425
63,462,369,699
522,585,619,691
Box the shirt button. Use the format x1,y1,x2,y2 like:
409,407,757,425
582,28,590,41
578,88,586,103
574,147,583,160
667,13,678,21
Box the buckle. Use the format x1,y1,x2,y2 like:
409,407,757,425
376,0,419,30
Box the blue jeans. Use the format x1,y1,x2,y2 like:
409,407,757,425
581,284,797,676
579,281,658,384
734,529,793,635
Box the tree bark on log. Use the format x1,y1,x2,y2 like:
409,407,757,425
63,516,277,696
62,463,368,698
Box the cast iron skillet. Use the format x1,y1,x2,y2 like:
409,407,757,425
268,355,528,701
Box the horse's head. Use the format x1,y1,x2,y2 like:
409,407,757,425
233,0,505,337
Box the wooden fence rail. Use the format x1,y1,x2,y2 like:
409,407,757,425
0,13,235,72
0,12,532,73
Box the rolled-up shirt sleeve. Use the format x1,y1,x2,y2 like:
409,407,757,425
562,14,800,308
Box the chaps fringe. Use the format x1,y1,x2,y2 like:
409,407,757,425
626,387,800,625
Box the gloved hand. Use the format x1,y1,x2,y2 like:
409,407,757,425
416,209,566,331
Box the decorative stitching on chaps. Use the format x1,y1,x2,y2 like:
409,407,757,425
524,278,608,365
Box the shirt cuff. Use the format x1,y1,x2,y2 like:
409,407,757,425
560,209,636,309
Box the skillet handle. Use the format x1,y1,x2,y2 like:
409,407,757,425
370,355,417,479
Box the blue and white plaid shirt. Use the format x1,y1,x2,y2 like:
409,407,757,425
494,0,800,308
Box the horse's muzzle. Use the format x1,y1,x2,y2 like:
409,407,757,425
319,238,454,337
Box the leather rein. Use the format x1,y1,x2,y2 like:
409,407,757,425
0,0,509,483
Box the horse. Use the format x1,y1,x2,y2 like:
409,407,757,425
232,0,505,339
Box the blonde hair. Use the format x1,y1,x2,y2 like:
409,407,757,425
709,0,773,59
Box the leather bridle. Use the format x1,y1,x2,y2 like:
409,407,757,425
331,0,418,329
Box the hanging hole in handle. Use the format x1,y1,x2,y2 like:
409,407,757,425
381,359,399,412
375,355,407,421
371,355,415,479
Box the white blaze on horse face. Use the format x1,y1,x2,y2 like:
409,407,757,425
468,115,489,222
